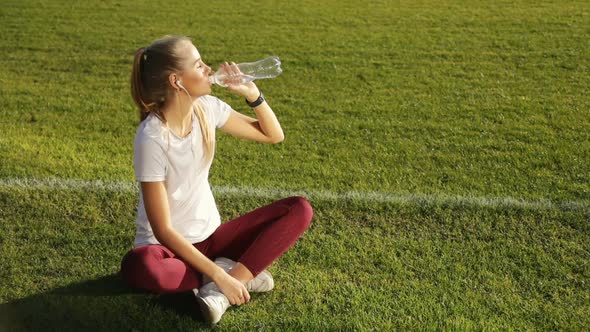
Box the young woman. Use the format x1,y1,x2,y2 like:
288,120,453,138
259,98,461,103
119,35,313,324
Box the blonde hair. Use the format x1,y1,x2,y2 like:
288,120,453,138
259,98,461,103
130,35,214,163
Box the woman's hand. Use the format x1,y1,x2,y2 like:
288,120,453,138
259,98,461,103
218,62,260,101
213,270,251,305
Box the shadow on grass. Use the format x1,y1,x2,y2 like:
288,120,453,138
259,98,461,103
0,274,208,331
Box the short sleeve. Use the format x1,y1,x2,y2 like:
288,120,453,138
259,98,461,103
199,95,232,128
133,135,167,182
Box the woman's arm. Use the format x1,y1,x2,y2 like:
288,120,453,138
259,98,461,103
141,181,250,304
217,62,284,144
220,100,284,144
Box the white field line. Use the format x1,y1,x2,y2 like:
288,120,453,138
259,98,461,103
0,177,588,212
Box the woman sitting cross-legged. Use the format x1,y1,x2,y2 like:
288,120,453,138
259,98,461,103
120,35,313,325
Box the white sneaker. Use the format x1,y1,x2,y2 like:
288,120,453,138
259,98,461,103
246,269,274,293
193,283,231,325
212,257,274,293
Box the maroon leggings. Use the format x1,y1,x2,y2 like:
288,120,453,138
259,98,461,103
120,196,313,294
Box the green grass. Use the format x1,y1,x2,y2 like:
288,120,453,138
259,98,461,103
1,0,589,330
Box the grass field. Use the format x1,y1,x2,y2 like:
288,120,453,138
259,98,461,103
1,0,589,330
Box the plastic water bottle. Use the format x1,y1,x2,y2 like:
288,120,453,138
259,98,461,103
209,56,283,87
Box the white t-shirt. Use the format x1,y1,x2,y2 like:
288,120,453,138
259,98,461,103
133,95,232,247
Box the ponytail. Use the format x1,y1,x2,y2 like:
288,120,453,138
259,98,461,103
130,47,148,121
130,47,164,122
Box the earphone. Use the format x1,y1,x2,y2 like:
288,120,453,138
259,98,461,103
176,79,184,89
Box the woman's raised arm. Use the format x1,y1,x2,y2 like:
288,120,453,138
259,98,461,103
217,62,284,144
220,103,284,144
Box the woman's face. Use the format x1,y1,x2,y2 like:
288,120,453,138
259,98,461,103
177,43,212,97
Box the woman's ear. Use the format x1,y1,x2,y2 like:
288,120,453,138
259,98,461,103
168,73,180,90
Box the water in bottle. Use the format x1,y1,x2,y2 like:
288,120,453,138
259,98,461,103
209,56,283,87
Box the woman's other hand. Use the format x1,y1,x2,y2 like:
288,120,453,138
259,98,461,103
213,270,251,305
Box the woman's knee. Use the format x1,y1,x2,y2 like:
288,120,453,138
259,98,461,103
288,196,314,231
120,245,170,293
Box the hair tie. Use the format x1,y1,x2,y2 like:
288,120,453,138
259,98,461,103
139,47,149,75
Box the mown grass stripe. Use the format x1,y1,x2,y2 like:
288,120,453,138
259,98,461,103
1,177,587,212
